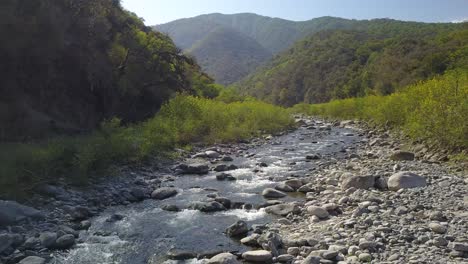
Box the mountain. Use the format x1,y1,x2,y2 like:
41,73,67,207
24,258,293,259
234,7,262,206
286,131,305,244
234,21,468,106
188,27,272,85
0,0,209,141
156,14,366,84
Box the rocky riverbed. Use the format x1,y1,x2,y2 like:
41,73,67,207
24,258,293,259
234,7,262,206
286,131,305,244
0,118,466,264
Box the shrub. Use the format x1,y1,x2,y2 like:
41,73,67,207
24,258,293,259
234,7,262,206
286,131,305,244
0,96,294,199
291,70,468,150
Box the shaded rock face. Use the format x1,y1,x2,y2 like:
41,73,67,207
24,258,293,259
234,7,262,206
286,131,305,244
387,172,426,191
0,200,44,227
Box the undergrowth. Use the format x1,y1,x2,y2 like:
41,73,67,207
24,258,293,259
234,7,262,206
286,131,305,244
0,95,294,199
290,70,468,152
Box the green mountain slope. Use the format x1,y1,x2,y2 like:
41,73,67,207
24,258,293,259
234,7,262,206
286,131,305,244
188,27,272,85
235,22,468,106
0,0,208,141
156,14,366,84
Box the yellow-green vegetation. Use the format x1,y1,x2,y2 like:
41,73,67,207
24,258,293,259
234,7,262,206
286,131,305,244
0,95,294,199
291,70,468,150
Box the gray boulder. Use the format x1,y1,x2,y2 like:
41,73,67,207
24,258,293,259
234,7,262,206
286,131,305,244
242,250,273,263
262,188,287,198
0,200,44,226
55,234,75,249
176,163,209,174
18,256,46,264
265,203,300,216
341,175,375,190
39,232,57,249
387,172,426,191
0,234,14,253
275,183,295,192
205,151,221,158
226,220,249,237
214,164,238,172
189,201,225,212
207,252,240,264
390,151,415,161
301,255,320,264
151,187,178,200
284,179,303,190
306,206,329,219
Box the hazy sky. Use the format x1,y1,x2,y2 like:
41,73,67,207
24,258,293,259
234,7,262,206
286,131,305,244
121,0,468,25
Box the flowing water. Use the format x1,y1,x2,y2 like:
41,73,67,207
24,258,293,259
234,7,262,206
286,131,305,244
53,122,360,264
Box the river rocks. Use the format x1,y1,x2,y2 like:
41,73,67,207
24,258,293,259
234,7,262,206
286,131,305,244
390,151,415,161
39,232,57,249
301,255,320,264
262,188,287,198
306,206,329,219
241,250,273,263
205,150,221,158
18,256,46,264
284,179,303,190
190,201,225,212
214,164,238,172
275,183,295,192
162,204,180,212
429,222,447,234
70,206,91,221
214,197,232,209
265,203,300,216
166,249,197,260
241,234,260,246
130,187,146,201
306,154,321,160
0,234,14,253
226,220,249,237
341,175,375,190
358,253,372,262
277,254,294,263
151,187,178,200
216,173,236,181
387,172,426,190
55,234,75,249
450,242,468,252
0,200,44,226
207,252,240,264
176,163,209,174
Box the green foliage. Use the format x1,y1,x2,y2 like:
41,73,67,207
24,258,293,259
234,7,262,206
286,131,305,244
291,70,468,150
0,0,203,141
186,27,273,85
0,96,294,199
236,23,468,106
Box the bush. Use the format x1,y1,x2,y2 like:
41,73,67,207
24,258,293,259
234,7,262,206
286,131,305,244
0,96,294,199
291,70,468,150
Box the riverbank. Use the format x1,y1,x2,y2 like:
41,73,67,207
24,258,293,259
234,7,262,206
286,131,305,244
1,118,467,264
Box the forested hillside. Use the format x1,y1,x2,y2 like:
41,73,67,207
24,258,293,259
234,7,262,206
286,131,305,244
235,21,467,106
156,14,367,84
0,0,210,141
188,27,272,85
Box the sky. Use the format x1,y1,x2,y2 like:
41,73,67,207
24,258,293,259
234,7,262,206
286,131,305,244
121,0,468,25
